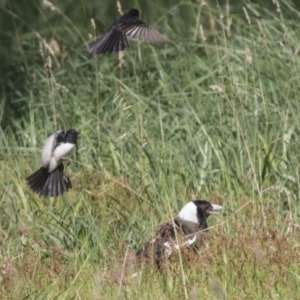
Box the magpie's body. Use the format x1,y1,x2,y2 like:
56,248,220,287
26,129,79,197
136,200,224,267
88,9,170,55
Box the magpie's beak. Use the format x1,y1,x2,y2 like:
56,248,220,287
208,204,226,215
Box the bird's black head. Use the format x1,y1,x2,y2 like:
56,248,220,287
193,200,221,219
125,9,139,18
178,200,225,230
65,129,79,144
118,9,139,24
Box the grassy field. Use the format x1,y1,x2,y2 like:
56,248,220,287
1,0,300,299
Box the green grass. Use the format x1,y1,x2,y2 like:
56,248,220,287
1,0,300,299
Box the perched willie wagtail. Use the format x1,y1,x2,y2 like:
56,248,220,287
136,200,225,267
26,129,79,198
88,8,170,55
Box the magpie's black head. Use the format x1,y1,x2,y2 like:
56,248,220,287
65,129,79,144
193,200,223,219
178,200,225,230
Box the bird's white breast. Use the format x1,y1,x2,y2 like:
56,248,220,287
48,143,75,172
53,143,75,160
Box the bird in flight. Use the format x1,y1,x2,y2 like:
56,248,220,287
88,8,170,55
26,129,79,197
136,200,226,267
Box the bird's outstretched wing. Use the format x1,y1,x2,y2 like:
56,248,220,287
88,27,130,54
88,9,170,55
119,18,171,44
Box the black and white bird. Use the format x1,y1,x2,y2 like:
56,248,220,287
88,8,170,55
136,200,225,267
26,129,79,198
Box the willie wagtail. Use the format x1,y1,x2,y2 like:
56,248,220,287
26,129,79,197
136,200,225,267
88,8,170,55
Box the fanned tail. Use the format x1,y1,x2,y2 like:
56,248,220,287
26,164,72,197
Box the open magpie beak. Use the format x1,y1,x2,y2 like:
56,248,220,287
208,204,226,215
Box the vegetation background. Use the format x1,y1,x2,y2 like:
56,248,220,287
1,0,300,299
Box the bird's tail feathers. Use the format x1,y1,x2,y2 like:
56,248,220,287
26,164,72,197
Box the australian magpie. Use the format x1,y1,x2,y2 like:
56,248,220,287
136,200,225,267
26,129,79,197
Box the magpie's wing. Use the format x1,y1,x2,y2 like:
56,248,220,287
88,27,129,54
41,130,64,168
119,18,170,44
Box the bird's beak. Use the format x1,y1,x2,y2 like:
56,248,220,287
209,204,226,215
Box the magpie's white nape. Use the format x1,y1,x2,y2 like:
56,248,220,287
136,200,226,268
26,129,79,198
